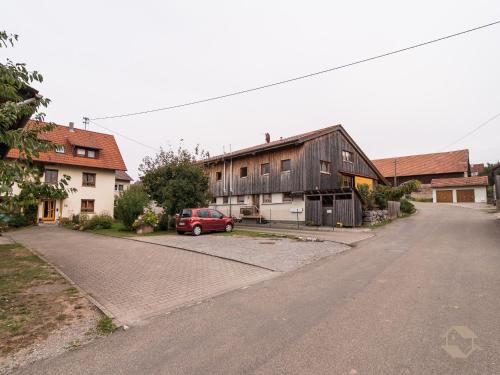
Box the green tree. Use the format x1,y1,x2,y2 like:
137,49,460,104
139,146,210,216
115,184,150,229
0,31,74,214
480,162,499,186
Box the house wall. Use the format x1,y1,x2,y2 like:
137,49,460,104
432,186,487,203
302,131,378,191
209,193,305,222
204,130,380,198
10,164,116,220
114,179,131,197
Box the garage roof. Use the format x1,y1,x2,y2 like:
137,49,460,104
431,176,488,188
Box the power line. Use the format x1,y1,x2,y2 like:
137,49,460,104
442,111,500,151
89,120,161,152
90,20,500,121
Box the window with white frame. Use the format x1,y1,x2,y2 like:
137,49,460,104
342,150,353,163
282,192,292,202
263,194,272,203
55,145,65,153
320,160,331,174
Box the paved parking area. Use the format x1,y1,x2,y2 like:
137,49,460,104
134,234,350,272
8,227,274,325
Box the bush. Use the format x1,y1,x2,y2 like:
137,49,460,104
132,209,158,230
84,214,113,230
400,199,415,214
158,213,169,231
115,184,150,229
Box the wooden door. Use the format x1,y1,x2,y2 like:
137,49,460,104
42,200,56,221
457,189,475,203
436,190,453,203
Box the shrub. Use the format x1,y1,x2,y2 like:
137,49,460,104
132,209,158,230
400,199,415,214
84,214,113,230
158,213,169,231
115,184,150,229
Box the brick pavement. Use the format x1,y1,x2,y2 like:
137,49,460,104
9,227,274,325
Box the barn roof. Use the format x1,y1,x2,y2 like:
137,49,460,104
372,150,470,178
203,124,388,184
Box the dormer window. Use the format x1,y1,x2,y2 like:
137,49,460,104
75,147,98,158
55,145,65,154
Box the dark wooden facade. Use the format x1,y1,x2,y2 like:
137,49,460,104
203,125,386,226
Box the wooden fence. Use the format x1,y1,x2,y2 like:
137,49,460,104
387,201,401,219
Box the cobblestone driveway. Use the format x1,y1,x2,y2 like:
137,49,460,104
9,227,274,325
135,235,350,272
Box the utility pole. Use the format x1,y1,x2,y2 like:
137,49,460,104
83,117,89,130
393,158,397,186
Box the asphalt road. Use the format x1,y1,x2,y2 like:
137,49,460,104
17,204,500,374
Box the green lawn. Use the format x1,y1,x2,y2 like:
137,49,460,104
0,244,95,355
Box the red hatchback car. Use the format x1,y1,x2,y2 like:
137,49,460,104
176,208,234,236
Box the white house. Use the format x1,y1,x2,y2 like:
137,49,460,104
7,121,129,221
431,176,488,203
115,170,133,196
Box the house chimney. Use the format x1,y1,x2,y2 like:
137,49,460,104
265,133,270,143
69,122,75,132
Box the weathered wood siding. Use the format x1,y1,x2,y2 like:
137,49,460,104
205,129,381,198
205,145,305,197
302,132,378,191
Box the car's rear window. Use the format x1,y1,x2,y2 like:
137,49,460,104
181,209,192,218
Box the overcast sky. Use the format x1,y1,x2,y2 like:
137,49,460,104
3,1,500,179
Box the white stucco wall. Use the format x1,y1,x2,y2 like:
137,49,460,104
210,193,305,222
12,164,116,220
432,186,487,203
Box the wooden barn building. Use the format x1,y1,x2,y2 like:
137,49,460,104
203,125,387,227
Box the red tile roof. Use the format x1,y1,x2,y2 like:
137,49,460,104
431,176,488,188
471,163,485,175
372,150,469,178
6,120,127,171
115,170,133,181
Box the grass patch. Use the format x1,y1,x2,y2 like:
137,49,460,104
0,243,93,356
97,317,117,334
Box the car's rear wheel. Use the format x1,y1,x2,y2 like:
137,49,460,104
225,223,233,232
177,230,185,235
192,225,202,236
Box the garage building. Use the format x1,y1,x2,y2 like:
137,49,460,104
431,176,488,203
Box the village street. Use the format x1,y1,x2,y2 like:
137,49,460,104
12,203,500,374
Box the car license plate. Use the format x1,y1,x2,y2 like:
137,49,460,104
178,222,185,226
